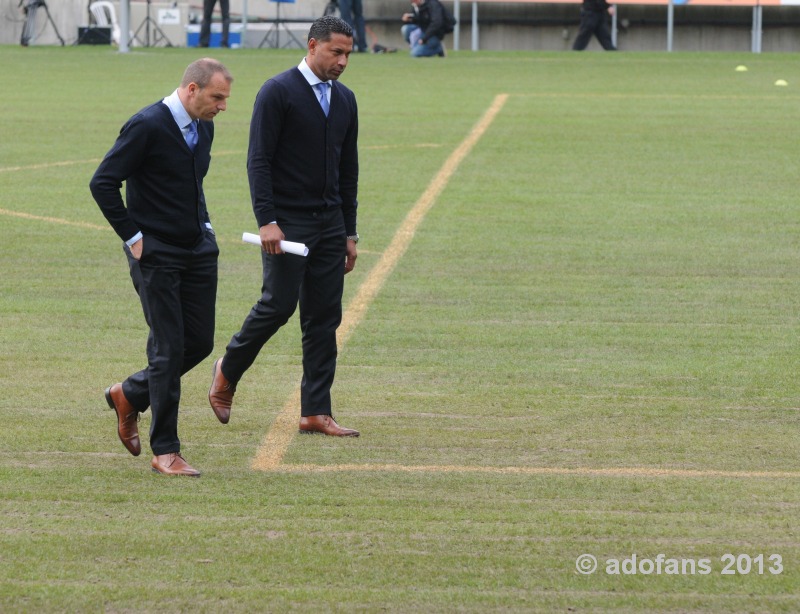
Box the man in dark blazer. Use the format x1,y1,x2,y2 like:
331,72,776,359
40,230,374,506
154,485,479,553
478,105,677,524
209,16,360,437
90,58,233,476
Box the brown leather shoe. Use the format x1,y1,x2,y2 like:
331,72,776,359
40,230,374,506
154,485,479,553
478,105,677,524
208,358,234,424
299,415,360,437
105,384,141,456
151,453,201,477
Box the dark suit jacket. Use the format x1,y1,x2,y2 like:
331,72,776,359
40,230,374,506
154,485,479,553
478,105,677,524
247,67,359,236
90,102,214,248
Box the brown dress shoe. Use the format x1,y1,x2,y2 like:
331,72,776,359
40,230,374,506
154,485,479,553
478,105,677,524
151,453,201,477
208,358,234,424
299,415,360,437
105,384,141,456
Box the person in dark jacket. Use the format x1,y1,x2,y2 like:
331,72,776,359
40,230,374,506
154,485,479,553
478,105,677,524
208,16,361,438
90,58,232,477
572,0,617,50
401,0,448,57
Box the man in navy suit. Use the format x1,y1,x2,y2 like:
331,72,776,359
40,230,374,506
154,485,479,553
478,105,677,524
90,58,233,476
209,17,361,438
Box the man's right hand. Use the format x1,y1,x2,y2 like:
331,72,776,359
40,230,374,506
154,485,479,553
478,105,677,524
259,223,285,255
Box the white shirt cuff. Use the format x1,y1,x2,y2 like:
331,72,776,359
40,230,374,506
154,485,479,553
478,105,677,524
126,232,143,247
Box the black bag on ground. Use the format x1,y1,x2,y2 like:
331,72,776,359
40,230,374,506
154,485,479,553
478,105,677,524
441,3,457,34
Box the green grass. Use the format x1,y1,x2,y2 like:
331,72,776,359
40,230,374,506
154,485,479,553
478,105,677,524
1,45,799,611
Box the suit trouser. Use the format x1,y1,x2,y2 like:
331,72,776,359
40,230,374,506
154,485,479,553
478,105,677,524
121,231,218,455
221,206,346,416
339,0,367,52
572,10,616,50
199,0,230,46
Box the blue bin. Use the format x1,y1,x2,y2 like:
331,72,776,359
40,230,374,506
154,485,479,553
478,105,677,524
186,24,241,48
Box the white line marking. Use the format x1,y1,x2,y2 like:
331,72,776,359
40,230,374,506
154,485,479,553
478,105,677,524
0,207,106,231
0,159,101,173
272,463,800,479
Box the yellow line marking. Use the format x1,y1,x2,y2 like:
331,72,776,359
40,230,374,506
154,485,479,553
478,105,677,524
273,463,800,480
251,94,510,472
0,207,106,231
0,159,102,173
363,143,442,151
0,151,241,174
0,152,244,230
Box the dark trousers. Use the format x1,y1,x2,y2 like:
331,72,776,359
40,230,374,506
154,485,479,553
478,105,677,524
199,0,230,47
339,0,368,52
121,232,218,455
222,207,346,416
572,10,616,50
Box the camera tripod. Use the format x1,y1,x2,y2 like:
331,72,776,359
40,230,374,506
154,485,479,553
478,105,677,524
19,0,64,46
258,1,302,49
133,0,173,48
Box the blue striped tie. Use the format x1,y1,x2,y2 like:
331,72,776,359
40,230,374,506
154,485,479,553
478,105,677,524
186,121,198,151
315,82,330,117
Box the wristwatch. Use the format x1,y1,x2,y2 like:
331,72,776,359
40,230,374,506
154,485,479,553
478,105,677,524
347,234,360,244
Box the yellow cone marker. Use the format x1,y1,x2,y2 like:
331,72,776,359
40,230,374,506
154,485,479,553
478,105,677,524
775,79,788,87
735,65,748,72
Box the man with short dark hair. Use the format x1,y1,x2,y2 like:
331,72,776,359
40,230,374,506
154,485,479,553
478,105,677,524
209,17,361,438
90,58,233,476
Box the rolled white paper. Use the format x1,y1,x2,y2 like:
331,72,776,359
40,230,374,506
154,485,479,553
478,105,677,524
242,232,309,257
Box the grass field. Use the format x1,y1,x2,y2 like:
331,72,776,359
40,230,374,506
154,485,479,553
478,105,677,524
1,44,799,611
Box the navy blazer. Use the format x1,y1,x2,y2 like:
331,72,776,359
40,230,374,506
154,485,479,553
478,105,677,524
247,67,359,236
90,101,214,248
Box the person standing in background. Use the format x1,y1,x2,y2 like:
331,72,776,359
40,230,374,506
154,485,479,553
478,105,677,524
199,0,231,47
572,0,617,51
90,58,233,477
338,0,368,52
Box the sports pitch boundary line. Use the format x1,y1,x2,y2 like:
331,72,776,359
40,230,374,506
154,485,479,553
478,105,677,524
251,94,510,472
0,151,242,175
270,463,800,480
0,207,107,231
0,159,101,173
0,153,244,231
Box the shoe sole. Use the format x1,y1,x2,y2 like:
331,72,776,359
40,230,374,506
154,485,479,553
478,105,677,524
151,468,201,477
298,429,360,437
104,387,114,410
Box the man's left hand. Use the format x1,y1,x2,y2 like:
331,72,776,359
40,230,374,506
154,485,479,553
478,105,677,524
345,239,357,274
